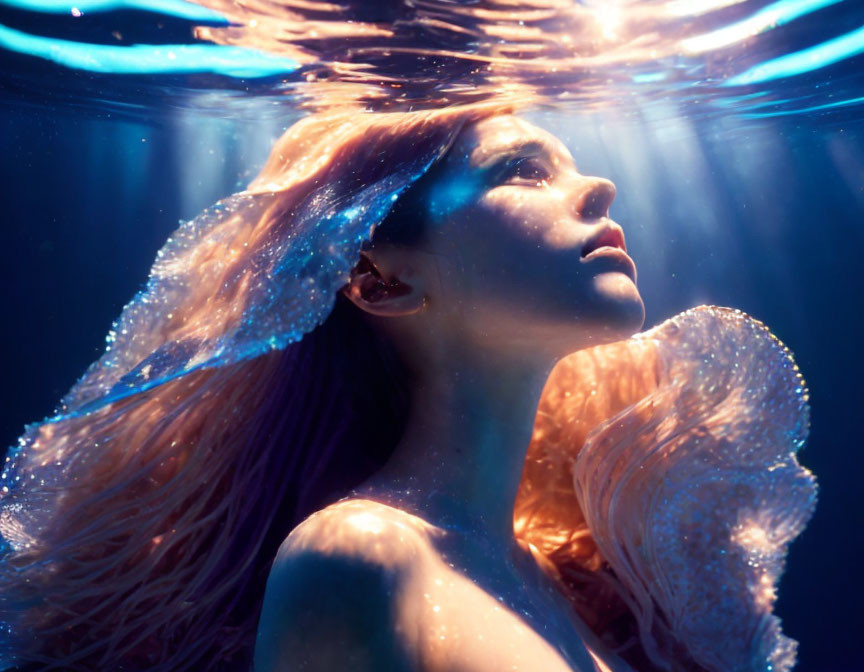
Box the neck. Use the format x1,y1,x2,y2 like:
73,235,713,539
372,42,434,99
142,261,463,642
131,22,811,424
352,341,555,552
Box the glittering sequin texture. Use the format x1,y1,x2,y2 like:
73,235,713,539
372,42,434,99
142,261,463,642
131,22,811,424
0,109,484,669
571,307,816,671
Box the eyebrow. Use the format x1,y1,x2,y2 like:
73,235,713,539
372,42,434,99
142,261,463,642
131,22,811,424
472,137,567,171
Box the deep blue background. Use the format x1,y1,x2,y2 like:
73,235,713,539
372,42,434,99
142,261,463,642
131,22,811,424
1,96,863,672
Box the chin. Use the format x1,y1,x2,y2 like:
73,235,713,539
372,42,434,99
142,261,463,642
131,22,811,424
589,272,645,340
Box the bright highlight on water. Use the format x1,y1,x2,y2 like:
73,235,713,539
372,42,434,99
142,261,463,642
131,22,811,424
681,0,846,53
0,0,861,115
725,23,864,85
2,0,225,21
0,0,858,670
0,23,296,77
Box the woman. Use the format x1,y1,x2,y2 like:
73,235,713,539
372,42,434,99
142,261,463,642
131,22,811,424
0,104,815,672
255,111,644,672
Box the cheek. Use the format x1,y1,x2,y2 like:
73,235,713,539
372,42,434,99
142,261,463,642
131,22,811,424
436,205,586,317
479,188,576,246
443,190,581,288
425,190,641,335
451,191,584,287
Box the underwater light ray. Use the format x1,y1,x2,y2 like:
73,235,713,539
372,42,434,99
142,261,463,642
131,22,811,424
0,0,226,22
0,23,297,77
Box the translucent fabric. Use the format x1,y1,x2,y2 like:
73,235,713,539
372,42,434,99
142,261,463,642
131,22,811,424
517,306,816,672
0,112,457,548
62,159,438,416
0,106,816,670
0,106,498,671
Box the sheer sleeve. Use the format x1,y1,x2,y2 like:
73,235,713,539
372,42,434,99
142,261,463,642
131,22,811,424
516,306,816,672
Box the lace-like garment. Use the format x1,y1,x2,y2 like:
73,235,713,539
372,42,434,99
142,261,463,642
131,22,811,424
0,112,459,552
517,306,816,672
0,110,478,669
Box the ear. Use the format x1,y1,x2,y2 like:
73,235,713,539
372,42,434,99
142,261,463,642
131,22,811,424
342,252,427,317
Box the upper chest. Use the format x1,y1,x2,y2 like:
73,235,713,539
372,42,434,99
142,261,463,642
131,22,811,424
286,499,604,672
390,527,600,672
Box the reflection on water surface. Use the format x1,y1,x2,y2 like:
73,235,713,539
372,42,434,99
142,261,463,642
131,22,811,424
0,0,862,120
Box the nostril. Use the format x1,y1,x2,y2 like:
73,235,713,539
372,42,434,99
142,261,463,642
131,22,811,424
576,178,616,220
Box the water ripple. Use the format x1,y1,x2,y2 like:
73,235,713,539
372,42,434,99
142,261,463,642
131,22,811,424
0,0,861,120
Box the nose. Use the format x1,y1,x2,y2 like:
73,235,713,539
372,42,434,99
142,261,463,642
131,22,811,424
574,176,616,220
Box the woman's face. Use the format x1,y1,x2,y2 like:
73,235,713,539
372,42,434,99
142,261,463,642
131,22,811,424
367,114,645,358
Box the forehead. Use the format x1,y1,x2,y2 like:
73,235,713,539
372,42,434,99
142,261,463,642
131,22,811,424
451,115,574,169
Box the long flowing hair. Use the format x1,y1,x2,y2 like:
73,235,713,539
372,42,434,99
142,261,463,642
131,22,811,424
0,104,504,671
0,103,815,672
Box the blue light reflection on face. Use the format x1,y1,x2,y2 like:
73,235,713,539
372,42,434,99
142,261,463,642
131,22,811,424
0,24,297,78
425,173,486,222
0,0,226,22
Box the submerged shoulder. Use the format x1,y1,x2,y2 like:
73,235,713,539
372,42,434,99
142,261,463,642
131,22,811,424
255,500,437,671
275,497,439,570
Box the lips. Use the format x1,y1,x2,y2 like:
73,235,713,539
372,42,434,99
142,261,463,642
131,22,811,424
580,223,627,258
580,222,636,281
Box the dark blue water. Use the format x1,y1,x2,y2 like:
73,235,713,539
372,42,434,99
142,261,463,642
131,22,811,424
1,1,863,671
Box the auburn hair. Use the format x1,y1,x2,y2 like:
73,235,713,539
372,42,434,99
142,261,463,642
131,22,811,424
0,104,509,671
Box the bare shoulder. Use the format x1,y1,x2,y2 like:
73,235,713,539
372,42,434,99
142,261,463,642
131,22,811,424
254,499,438,672
276,497,440,570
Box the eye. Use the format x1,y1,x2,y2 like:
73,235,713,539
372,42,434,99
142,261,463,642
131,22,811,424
498,156,553,185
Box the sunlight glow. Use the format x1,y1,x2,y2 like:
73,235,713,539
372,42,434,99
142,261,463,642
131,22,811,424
346,513,386,535
732,520,775,554
594,5,624,41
